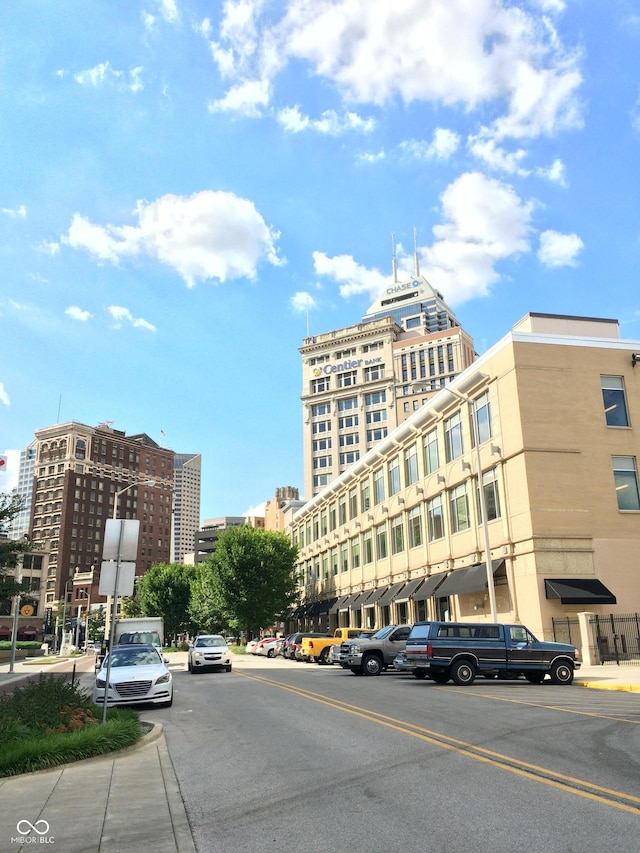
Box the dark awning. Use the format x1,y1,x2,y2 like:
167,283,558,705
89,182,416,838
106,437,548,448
306,597,337,617
329,595,350,615
395,578,426,603
377,582,406,607
545,578,617,605
362,586,387,607
413,572,449,600
436,559,505,597
290,604,306,619
338,593,361,611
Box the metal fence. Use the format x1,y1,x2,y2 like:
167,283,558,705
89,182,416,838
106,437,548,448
589,614,640,665
551,616,580,648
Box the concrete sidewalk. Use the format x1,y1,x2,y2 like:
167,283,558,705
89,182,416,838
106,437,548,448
0,654,638,852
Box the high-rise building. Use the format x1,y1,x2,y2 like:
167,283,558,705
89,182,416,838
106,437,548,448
194,515,265,564
7,441,37,539
172,453,201,564
29,422,174,614
264,486,303,532
300,268,475,498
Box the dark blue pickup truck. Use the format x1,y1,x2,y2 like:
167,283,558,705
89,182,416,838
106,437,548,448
404,621,580,685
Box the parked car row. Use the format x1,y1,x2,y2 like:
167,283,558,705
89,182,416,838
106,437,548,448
250,620,582,686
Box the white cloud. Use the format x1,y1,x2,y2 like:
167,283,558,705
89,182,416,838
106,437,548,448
1,204,26,218
39,240,60,255
66,305,92,322
399,129,461,163
209,0,582,142
62,190,283,287
277,106,375,135
74,61,144,93
108,306,157,332
356,149,386,165
208,78,271,116
243,501,266,518
313,172,534,306
536,158,567,185
0,382,10,406
290,291,318,313
538,229,583,267
158,0,179,23
467,134,530,175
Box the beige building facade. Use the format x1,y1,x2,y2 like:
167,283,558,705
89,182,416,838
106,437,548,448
288,313,639,641
300,273,475,499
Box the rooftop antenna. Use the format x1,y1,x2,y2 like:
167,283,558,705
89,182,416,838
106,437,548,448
413,226,420,278
391,232,398,283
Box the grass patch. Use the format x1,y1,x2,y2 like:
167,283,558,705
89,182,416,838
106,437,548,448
0,674,144,777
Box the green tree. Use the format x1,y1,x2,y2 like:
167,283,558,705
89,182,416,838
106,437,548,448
86,606,106,642
189,562,228,634
131,562,196,638
0,493,35,602
202,526,299,636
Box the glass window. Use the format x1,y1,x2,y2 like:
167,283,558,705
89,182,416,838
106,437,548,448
367,428,388,443
601,376,629,427
366,409,387,424
311,402,331,416
338,396,358,411
474,391,492,444
445,412,463,461
339,500,347,525
322,555,329,578
337,370,357,388
388,456,401,496
311,377,330,393
391,515,404,554
376,523,388,559
361,482,371,512
365,391,386,406
450,483,470,532
329,505,336,530
404,444,419,485
341,544,349,572
613,456,640,511
363,530,373,564
373,468,385,504
350,538,360,568
340,451,360,465
364,365,384,382
423,428,439,474
320,512,328,536
477,469,501,522
349,488,358,519
331,549,338,575
427,495,445,541
408,505,423,548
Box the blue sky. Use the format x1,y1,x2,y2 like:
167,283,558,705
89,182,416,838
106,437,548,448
1,0,639,518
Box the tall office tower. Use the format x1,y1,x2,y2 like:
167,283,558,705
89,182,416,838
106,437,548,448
300,258,475,499
172,453,202,563
6,441,37,539
29,422,174,611
264,486,303,532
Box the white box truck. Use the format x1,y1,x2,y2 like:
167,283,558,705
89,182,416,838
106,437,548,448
115,617,164,651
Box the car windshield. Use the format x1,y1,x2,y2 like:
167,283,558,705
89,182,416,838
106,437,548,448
371,626,396,640
107,648,161,667
195,636,226,647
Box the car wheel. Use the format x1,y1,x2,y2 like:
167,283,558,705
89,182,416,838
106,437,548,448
524,671,545,684
318,648,330,665
162,696,173,708
350,666,363,675
362,654,383,676
431,671,450,684
413,670,428,680
550,661,573,685
451,659,476,686
225,664,232,672
267,649,275,658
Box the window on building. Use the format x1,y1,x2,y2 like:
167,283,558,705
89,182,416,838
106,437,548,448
423,428,439,474
366,409,387,424
364,365,385,382
339,499,347,526
320,512,328,536
331,550,338,576
367,428,388,443
338,396,358,411
388,456,401,496
322,555,329,579
445,411,464,461
341,544,349,572
350,538,360,568
361,482,371,512
450,483,470,532
404,444,419,486
340,451,360,465
337,371,357,389
391,515,404,554
339,433,359,446
408,505,423,548
313,455,332,469
427,495,445,541
314,474,329,489
312,438,332,451
613,456,640,511
473,391,493,444
373,468,385,504
329,505,336,530
312,420,331,434
601,376,630,427
349,488,358,519
477,469,501,523
311,402,331,416
363,530,373,563
338,414,359,428
365,391,386,405
376,523,388,559
311,377,330,393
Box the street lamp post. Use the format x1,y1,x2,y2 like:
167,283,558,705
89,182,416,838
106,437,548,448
434,383,497,623
59,578,73,654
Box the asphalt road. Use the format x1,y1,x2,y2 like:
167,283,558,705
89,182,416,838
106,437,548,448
154,654,640,853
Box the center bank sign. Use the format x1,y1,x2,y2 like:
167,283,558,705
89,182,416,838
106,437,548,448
314,355,383,377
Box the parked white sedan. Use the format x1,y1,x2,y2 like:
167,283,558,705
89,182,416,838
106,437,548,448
254,637,279,658
93,644,173,708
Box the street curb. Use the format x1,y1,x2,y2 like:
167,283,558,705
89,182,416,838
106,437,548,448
575,680,640,692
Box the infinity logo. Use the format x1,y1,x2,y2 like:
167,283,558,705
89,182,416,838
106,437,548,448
16,819,50,835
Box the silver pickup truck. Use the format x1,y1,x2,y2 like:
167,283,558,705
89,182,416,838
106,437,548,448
343,624,412,675
403,621,581,685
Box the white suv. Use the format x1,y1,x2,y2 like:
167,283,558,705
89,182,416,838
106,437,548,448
188,635,233,673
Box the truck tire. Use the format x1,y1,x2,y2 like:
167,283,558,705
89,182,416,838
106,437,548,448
362,654,383,676
431,671,450,684
413,670,428,679
318,648,330,665
350,666,363,675
550,660,573,685
451,659,476,686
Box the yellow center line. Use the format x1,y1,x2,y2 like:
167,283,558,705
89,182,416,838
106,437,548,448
237,671,640,815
